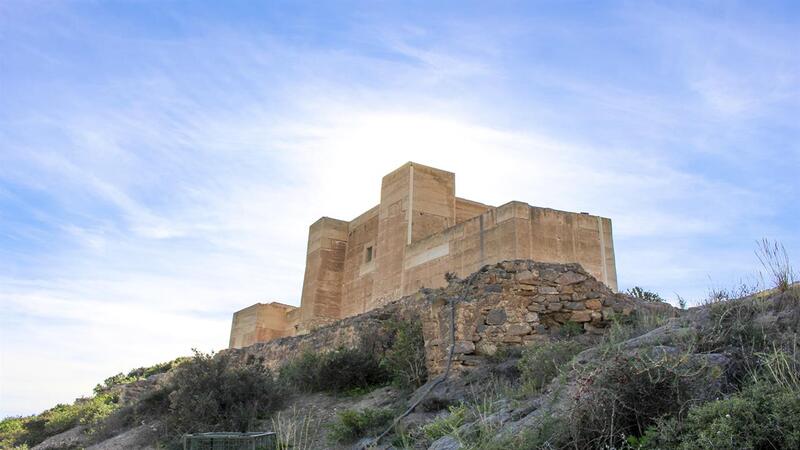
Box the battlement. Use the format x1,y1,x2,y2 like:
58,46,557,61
229,162,617,348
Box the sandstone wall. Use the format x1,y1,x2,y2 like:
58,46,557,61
229,302,298,349
229,162,619,347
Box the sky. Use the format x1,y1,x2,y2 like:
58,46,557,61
1,0,798,417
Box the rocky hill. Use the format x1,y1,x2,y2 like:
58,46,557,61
3,260,798,450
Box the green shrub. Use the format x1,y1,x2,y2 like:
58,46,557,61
559,321,584,338
639,381,800,449
517,340,586,393
627,286,665,303
421,404,468,441
0,416,27,448
381,320,428,389
1,394,119,448
277,351,322,392
94,357,189,394
636,346,800,449
279,346,389,394
568,349,719,449
327,408,393,443
165,350,286,435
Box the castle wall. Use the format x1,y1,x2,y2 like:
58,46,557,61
340,206,379,318
229,302,298,349
371,163,456,309
455,197,492,223
400,202,618,295
228,162,619,347
297,217,349,333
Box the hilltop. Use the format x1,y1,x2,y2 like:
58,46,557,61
2,260,798,450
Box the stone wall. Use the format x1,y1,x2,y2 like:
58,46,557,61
225,292,425,370
421,260,652,373
226,260,663,375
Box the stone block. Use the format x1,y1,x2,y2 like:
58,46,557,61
547,302,563,311
507,323,532,336
586,299,602,310
570,311,592,322
540,269,559,281
453,340,475,354
485,284,503,293
555,271,587,285
538,286,559,295
501,335,523,344
516,269,540,285
565,302,585,311
525,312,539,322
527,303,545,312
476,341,498,355
486,308,508,325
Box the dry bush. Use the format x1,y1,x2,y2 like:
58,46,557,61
567,349,720,449
271,408,321,450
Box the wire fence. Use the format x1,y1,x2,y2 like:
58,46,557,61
182,432,276,450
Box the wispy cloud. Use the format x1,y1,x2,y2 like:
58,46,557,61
1,1,798,416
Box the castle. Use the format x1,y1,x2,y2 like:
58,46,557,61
229,162,617,348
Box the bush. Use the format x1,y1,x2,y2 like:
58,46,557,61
165,350,286,435
381,320,427,389
421,404,468,441
45,394,118,434
627,286,665,303
635,345,800,449
517,340,586,393
559,321,584,338
279,346,389,394
0,417,27,449
637,380,800,449
327,408,393,443
94,357,188,394
568,348,720,449
0,394,119,448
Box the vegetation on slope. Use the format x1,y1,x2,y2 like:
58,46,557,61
3,239,795,449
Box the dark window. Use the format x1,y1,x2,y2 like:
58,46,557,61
365,246,373,263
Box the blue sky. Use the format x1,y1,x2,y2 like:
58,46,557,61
1,1,798,417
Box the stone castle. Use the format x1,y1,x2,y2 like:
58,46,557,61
229,162,617,348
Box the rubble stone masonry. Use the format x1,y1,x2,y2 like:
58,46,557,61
225,260,664,376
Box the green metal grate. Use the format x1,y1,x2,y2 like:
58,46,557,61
182,432,276,450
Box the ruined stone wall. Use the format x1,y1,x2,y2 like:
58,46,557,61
421,260,643,373
228,261,655,375
225,292,425,371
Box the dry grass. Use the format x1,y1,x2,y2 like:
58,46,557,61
756,238,795,293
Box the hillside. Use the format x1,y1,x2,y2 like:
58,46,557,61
2,260,798,450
